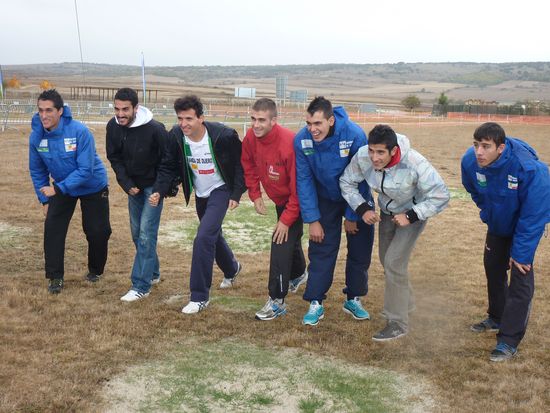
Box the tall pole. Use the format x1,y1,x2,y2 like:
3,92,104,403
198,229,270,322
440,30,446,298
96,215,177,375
141,52,146,105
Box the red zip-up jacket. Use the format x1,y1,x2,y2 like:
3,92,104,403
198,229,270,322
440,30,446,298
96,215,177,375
241,123,300,226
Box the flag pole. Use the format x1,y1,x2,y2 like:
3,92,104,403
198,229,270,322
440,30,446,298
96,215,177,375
141,52,146,105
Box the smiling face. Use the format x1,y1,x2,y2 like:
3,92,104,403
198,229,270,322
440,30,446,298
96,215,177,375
368,143,397,170
305,110,334,142
114,99,138,127
250,109,276,138
177,108,205,141
473,138,505,167
38,99,63,131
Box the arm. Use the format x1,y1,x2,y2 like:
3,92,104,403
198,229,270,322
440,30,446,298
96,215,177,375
510,165,550,265
229,129,245,205
278,146,300,227
106,123,135,193
54,127,96,194
410,156,450,221
240,133,262,202
28,135,51,204
294,136,320,223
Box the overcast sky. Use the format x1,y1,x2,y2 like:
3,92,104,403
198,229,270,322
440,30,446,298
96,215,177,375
2,0,549,67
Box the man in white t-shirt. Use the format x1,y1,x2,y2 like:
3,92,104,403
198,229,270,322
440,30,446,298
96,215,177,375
152,95,245,314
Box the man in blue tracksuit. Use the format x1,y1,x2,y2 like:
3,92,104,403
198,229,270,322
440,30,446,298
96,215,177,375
29,89,111,294
461,122,550,361
294,96,374,326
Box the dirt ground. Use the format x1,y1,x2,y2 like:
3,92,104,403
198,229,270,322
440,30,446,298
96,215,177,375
0,121,549,412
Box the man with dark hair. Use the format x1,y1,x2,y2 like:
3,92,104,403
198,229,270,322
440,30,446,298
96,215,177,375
106,87,170,302
29,89,111,294
154,95,245,314
241,98,307,321
294,96,375,326
340,124,449,341
461,122,550,361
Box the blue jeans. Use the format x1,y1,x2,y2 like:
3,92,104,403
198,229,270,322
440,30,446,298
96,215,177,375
128,186,163,294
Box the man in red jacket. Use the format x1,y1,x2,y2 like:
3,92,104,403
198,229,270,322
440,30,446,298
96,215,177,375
241,98,307,320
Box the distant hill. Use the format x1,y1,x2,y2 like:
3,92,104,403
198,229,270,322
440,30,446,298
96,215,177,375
4,62,550,105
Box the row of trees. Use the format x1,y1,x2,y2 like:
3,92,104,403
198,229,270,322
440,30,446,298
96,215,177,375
1,76,55,93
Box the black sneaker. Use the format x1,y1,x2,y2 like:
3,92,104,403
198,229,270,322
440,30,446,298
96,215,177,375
48,278,64,294
372,321,407,341
85,273,102,283
470,317,500,333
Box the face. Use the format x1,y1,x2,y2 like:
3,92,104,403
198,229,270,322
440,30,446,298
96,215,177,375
114,99,138,126
473,139,505,167
38,99,63,131
368,143,397,170
305,110,334,142
250,109,276,138
177,109,205,140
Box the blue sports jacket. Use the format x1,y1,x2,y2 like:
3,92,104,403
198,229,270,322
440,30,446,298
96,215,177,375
461,137,550,264
29,104,108,204
294,106,373,223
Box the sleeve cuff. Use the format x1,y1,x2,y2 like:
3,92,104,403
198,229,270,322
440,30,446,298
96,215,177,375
355,201,374,218
405,209,419,224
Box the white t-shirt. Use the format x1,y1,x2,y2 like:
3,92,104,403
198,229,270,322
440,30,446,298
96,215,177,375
185,130,225,198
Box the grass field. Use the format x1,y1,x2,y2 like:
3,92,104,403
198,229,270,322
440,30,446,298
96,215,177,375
0,122,549,412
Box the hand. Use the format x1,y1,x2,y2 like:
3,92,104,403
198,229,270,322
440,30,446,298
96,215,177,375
228,200,239,210
272,221,289,244
128,187,140,196
344,219,358,234
509,258,532,275
149,192,161,207
39,186,56,197
309,221,324,243
392,214,410,227
253,197,267,215
362,210,381,225
42,204,49,217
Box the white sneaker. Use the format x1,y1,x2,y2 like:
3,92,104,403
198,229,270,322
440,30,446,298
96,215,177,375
151,276,161,285
289,271,308,293
120,289,150,302
220,261,242,289
181,300,210,314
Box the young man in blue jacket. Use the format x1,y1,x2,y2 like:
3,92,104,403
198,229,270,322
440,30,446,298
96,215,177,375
461,122,550,361
106,88,170,302
294,96,374,326
29,89,111,294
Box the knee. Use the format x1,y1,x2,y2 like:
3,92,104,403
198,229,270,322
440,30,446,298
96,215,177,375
86,226,111,241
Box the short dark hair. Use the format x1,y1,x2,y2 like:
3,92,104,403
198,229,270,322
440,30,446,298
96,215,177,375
306,96,333,120
368,124,398,150
174,95,203,117
114,87,139,107
252,98,277,117
38,89,63,110
473,122,506,146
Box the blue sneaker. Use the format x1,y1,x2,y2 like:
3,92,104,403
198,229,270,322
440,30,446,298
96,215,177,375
289,271,308,293
303,300,324,326
490,342,517,362
343,297,370,320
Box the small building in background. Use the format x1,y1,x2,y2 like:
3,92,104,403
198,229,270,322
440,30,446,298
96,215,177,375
234,87,256,99
289,89,308,103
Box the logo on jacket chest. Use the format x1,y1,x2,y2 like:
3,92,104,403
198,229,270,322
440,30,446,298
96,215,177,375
38,139,49,152
301,139,314,156
64,137,77,152
476,172,487,187
339,140,353,157
507,174,518,190
268,164,280,181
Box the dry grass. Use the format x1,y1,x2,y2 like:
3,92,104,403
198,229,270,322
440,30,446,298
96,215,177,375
0,122,549,412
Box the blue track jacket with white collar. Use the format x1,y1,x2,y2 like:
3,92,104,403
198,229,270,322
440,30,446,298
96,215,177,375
294,106,373,223
461,137,550,264
29,104,108,204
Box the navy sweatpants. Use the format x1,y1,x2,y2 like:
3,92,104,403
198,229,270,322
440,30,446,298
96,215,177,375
303,198,374,302
484,232,535,348
189,185,239,302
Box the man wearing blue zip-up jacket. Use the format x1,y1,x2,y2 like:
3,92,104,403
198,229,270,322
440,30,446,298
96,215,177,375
294,96,375,326
29,89,111,294
461,122,550,362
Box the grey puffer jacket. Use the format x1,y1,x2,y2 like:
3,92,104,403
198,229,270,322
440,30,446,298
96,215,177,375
339,134,450,220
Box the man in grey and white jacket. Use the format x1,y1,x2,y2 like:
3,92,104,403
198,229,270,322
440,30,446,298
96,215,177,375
340,124,450,341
